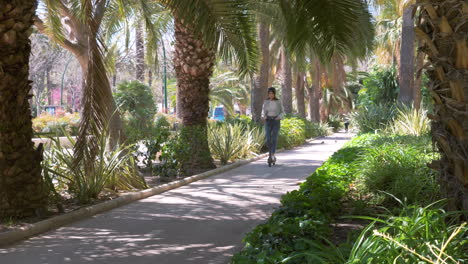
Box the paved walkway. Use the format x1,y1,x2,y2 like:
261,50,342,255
0,133,352,264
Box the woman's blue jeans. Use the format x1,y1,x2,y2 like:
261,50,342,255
265,118,280,154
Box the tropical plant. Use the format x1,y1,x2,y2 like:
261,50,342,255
208,123,246,165
0,0,48,218
416,0,468,211
388,106,430,136
352,104,397,133
44,130,147,204
357,66,399,107
348,202,467,264
114,80,157,143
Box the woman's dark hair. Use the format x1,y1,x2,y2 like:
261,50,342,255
267,87,279,100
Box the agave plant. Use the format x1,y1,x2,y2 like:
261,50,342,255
208,123,246,165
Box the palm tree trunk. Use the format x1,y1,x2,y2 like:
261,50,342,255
135,20,145,82
398,6,415,105
296,72,306,118
173,17,216,175
252,23,270,122
0,0,46,218
414,40,425,110
308,61,321,122
418,0,468,211
280,46,293,114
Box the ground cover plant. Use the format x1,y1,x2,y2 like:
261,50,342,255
231,132,463,264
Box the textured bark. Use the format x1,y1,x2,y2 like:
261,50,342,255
0,0,47,218
414,40,425,110
296,72,306,119
252,23,270,122
398,6,415,104
280,46,293,114
418,0,468,211
135,20,145,82
173,17,215,175
308,61,321,122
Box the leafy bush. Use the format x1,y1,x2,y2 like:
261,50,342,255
32,112,80,136
387,106,430,136
348,202,467,264
351,104,396,133
304,121,332,139
114,81,157,143
208,123,246,165
44,131,147,204
232,133,442,263
278,117,307,149
328,114,344,132
139,115,173,171
355,135,440,206
357,66,399,107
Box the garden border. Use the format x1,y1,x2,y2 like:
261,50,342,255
0,147,287,247
0,136,324,247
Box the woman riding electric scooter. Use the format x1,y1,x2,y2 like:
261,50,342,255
262,87,284,167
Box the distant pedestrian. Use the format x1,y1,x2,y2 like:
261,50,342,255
344,116,350,132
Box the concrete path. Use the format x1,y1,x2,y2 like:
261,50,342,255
0,133,352,264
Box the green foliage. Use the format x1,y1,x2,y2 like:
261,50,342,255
32,112,80,137
232,133,442,263
232,141,363,263
355,135,440,206
139,115,173,171
351,104,397,134
208,123,246,165
43,130,147,204
278,117,306,149
348,203,467,264
387,106,430,136
208,120,265,165
114,81,157,143
357,66,399,107
328,114,344,132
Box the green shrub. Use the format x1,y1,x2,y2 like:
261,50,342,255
305,121,332,139
348,202,467,264
208,123,246,165
232,133,442,263
387,106,430,136
328,114,344,132
33,112,80,136
357,66,399,107
114,81,157,143
44,131,147,204
278,117,306,149
351,104,396,133
355,135,440,206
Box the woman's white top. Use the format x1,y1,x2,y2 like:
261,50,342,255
262,99,285,119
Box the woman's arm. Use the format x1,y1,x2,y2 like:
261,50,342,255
277,100,285,119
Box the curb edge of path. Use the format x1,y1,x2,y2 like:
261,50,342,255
0,146,288,247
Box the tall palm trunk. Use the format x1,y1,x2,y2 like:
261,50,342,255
414,40,425,110
280,46,293,114
252,23,270,122
173,17,216,175
418,0,468,211
135,20,145,82
296,72,306,118
308,61,321,122
398,6,415,104
0,0,46,218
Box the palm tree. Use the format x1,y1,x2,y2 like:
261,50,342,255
252,22,271,122
398,4,415,104
0,0,47,218
416,0,468,211
159,0,258,175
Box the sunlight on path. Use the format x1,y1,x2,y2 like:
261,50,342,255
0,133,353,264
